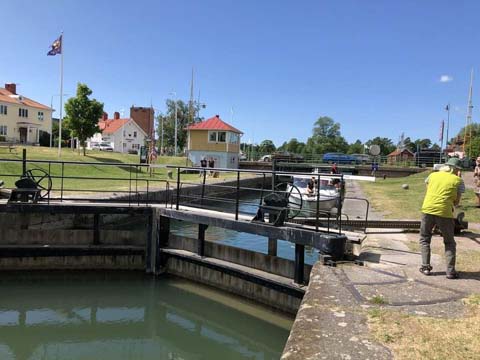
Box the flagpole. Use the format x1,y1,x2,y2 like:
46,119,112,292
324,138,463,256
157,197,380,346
58,32,64,157
445,103,450,160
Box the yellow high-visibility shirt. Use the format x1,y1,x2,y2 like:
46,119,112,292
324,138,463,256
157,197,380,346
421,171,462,218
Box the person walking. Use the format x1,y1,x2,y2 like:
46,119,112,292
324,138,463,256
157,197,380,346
473,156,480,207
330,163,339,174
419,157,465,279
199,157,207,177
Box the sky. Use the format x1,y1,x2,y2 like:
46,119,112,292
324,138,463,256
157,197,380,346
1,0,479,147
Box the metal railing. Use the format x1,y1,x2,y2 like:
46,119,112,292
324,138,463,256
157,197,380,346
0,151,351,234
0,150,171,206
167,165,345,234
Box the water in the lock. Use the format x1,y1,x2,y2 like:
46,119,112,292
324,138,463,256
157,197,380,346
0,272,292,360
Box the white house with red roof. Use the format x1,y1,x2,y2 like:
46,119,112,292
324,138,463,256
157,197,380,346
186,115,243,168
87,111,147,153
0,83,53,144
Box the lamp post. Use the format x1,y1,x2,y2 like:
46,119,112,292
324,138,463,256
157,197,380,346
169,91,178,156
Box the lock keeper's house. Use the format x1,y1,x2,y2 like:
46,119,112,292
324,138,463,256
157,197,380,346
186,115,243,169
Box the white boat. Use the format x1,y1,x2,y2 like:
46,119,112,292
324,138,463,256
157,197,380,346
286,175,343,217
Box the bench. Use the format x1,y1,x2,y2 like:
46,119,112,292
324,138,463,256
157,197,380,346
0,142,17,153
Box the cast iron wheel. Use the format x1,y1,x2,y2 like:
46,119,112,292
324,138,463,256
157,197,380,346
274,182,303,220
25,169,52,199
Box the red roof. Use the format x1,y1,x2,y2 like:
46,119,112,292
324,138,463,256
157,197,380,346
387,148,414,157
187,115,243,134
99,118,130,134
0,87,51,110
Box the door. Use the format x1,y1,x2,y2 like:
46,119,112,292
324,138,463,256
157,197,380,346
19,128,27,143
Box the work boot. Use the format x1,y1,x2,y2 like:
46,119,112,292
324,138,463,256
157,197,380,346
419,265,433,276
446,271,459,280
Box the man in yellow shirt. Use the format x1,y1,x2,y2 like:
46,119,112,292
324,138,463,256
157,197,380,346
419,157,464,279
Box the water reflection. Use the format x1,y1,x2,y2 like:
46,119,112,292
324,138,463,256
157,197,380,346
0,272,291,360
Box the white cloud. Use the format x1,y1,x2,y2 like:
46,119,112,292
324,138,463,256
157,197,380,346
440,75,453,83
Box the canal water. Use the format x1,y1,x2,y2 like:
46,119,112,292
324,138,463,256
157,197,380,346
0,272,292,359
172,194,320,265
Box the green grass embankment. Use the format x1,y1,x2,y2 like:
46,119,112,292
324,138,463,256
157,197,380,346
0,146,237,194
360,170,480,224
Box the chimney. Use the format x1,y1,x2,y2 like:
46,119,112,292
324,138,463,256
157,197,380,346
5,83,16,95
102,112,108,120
114,111,120,120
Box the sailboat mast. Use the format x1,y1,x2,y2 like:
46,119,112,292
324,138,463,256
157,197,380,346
463,69,474,157
189,67,194,123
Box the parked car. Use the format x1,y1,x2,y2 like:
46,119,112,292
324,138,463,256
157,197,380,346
239,152,247,161
351,154,371,164
322,152,357,164
90,142,100,150
99,142,113,151
260,154,272,162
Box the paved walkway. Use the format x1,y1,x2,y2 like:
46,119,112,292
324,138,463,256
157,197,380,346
282,180,480,359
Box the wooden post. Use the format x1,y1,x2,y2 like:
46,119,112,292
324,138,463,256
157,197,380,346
268,215,277,256
198,223,208,256
294,244,305,284
93,214,100,245
155,215,170,275
145,211,154,273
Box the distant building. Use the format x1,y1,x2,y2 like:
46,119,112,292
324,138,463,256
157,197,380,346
130,106,155,141
186,115,242,168
387,148,415,164
0,83,53,144
87,111,147,153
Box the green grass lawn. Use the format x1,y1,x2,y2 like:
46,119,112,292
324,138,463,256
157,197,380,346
360,171,480,223
0,146,239,195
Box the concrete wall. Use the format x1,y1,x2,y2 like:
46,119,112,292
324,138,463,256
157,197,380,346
169,234,311,281
0,255,144,270
166,257,301,314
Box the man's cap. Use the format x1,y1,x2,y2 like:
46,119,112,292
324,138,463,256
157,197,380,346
445,157,463,169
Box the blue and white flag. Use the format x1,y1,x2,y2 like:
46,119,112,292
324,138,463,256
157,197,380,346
47,35,62,56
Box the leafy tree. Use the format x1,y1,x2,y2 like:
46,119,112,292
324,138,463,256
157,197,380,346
63,83,104,155
305,116,348,154
347,139,364,154
278,138,307,154
156,99,202,154
52,121,71,147
258,139,276,154
365,137,396,156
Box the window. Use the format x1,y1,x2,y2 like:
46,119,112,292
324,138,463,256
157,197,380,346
218,132,226,142
38,111,44,121
0,125,7,135
132,143,140,149
208,131,226,143
209,131,217,142
0,105,7,115
18,108,28,118
229,133,239,144
133,131,137,138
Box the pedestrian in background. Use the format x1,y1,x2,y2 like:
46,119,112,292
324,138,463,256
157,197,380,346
473,156,480,207
199,157,207,177
418,157,464,279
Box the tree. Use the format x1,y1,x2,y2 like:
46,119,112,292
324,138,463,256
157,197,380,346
52,121,71,147
63,83,104,155
365,137,396,156
156,99,202,155
258,139,276,154
347,139,364,154
305,116,348,155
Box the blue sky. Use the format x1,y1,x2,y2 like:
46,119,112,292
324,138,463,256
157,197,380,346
1,0,479,146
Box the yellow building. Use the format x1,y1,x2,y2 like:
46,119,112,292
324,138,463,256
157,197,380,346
187,115,243,168
0,83,53,144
